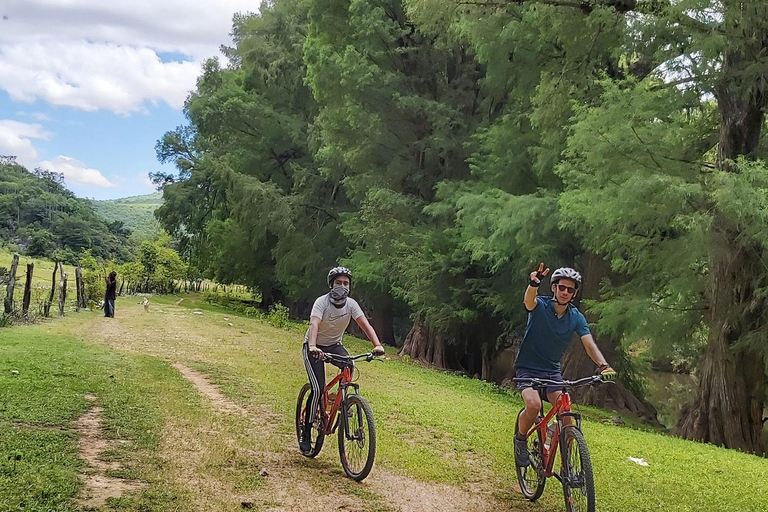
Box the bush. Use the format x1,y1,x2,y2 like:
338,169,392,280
267,303,290,329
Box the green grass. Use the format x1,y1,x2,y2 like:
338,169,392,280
151,293,768,512
2,292,768,511
0,321,190,511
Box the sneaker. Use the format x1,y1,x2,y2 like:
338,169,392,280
299,426,312,453
514,433,530,467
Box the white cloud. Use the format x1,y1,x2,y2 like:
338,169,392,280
38,156,117,189
0,120,50,168
0,42,200,113
139,172,155,190
0,0,257,113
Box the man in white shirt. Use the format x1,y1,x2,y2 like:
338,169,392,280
300,266,385,452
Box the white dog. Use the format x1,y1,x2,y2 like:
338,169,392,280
142,297,149,312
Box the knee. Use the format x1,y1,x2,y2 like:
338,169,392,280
524,394,542,412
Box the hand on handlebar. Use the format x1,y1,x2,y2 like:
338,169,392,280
308,346,324,359
599,365,617,381
373,345,385,357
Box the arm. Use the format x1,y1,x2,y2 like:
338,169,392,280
524,262,549,311
306,316,322,348
524,285,539,311
579,334,608,368
354,315,383,349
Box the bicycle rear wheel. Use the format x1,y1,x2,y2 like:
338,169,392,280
515,410,546,501
560,425,595,512
338,393,376,481
296,383,325,457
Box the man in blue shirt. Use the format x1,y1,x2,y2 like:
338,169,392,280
514,263,617,467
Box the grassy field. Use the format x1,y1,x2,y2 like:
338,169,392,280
0,293,767,511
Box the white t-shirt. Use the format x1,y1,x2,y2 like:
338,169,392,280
305,294,365,346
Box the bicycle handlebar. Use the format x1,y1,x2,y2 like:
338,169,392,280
512,375,609,388
319,352,382,363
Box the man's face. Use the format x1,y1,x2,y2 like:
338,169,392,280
552,278,577,303
332,275,350,289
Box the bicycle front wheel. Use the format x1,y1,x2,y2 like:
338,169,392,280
514,410,546,501
296,383,325,457
338,393,376,481
560,425,595,512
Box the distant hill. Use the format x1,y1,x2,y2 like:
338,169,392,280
0,157,132,262
92,193,164,241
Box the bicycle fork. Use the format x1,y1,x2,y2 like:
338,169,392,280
339,383,362,441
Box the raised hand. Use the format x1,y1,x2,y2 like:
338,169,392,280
529,262,550,287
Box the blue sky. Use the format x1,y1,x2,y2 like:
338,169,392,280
0,0,257,200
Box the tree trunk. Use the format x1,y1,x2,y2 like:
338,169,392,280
676,39,768,453
675,221,766,454
59,272,67,317
44,261,58,317
561,252,661,426
22,263,33,318
3,253,19,315
75,266,83,311
370,292,396,346
399,315,447,368
481,343,493,381
118,278,125,296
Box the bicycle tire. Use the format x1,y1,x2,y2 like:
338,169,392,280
514,410,546,501
296,383,325,457
560,425,595,512
338,393,376,481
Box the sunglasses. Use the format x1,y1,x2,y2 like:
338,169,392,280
556,284,576,294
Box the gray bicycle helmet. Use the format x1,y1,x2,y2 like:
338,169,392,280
327,266,353,287
551,267,582,289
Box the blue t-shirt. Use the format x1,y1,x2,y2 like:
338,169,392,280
515,296,591,372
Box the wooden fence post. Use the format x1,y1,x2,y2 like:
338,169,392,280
44,261,58,317
3,253,19,315
22,263,33,318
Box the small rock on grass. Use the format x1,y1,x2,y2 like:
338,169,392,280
259,468,269,477
241,501,253,509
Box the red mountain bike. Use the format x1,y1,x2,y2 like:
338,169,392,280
513,375,610,512
295,352,379,481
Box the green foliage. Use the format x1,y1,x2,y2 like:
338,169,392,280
266,303,290,328
91,193,164,242
0,160,133,263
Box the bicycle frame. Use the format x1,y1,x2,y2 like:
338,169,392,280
319,365,359,435
524,390,582,479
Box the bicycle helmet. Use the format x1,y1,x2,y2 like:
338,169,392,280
327,266,353,287
550,267,582,289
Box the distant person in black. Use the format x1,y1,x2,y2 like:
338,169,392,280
104,271,117,318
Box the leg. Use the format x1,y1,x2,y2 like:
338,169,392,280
515,387,542,467
324,343,353,372
302,343,326,427
546,390,573,426
518,388,543,436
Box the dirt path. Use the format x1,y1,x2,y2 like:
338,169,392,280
75,394,146,508
68,300,515,512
